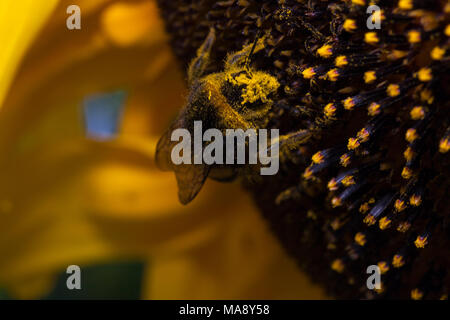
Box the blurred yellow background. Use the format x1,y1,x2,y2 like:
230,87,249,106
0,0,326,299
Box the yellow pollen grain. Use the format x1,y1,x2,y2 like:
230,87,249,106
364,214,376,226
365,32,379,44
431,46,445,60
410,106,425,120
347,137,360,150
343,97,356,110
371,10,384,23
303,167,314,180
355,232,366,246
327,68,340,81
379,217,392,230
302,67,316,79
357,128,370,142
439,138,450,153
328,178,338,191
398,0,413,10
404,147,415,161
414,236,428,248
411,289,424,300
387,84,400,97
409,194,422,206
342,175,355,186
324,103,337,118
407,30,421,43
331,259,345,273
343,19,357,32
368,102,381,116
395,199,407,212
405,128,418,143
417,68,432,82
352,0,365,6
364,71,377,84
378,261,389,274
317,44,333,58
397,222,411,233
335,55,348,67
420,89,434,104
445,24,450,37
340,153,351,167
332,197,342,207
392,254,405,268
402,167,414,179
359,202,370,214
312,152,324,164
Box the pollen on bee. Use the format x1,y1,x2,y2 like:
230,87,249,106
405,128,418,143
364,71,377,84
392,254,405,268
407,30,421,44
410,106,425,120
317,44,333,58
431,46,445,60
353,233,366,247
331,259,345,273
411,289,424,300
417,68,432,82
387,84,400,97
365,32,379,44
445,24,450,37
343,19,357,32
335,55,348,67
347,137,360,150
379,216,392,230
324,102,337,118
414,235,428,248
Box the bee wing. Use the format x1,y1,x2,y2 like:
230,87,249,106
174,163,210,205
155,114,187,171
155,111,210,205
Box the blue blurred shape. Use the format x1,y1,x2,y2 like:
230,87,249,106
83,90,127,140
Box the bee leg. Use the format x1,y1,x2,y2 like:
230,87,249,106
187,28,216,85
225,32,267,70
277,129,312,164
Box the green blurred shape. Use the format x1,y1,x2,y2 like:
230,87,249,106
44,260,145,300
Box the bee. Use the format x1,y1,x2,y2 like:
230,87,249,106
156,28,311,204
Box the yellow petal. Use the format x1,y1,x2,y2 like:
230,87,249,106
0,0,59,108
